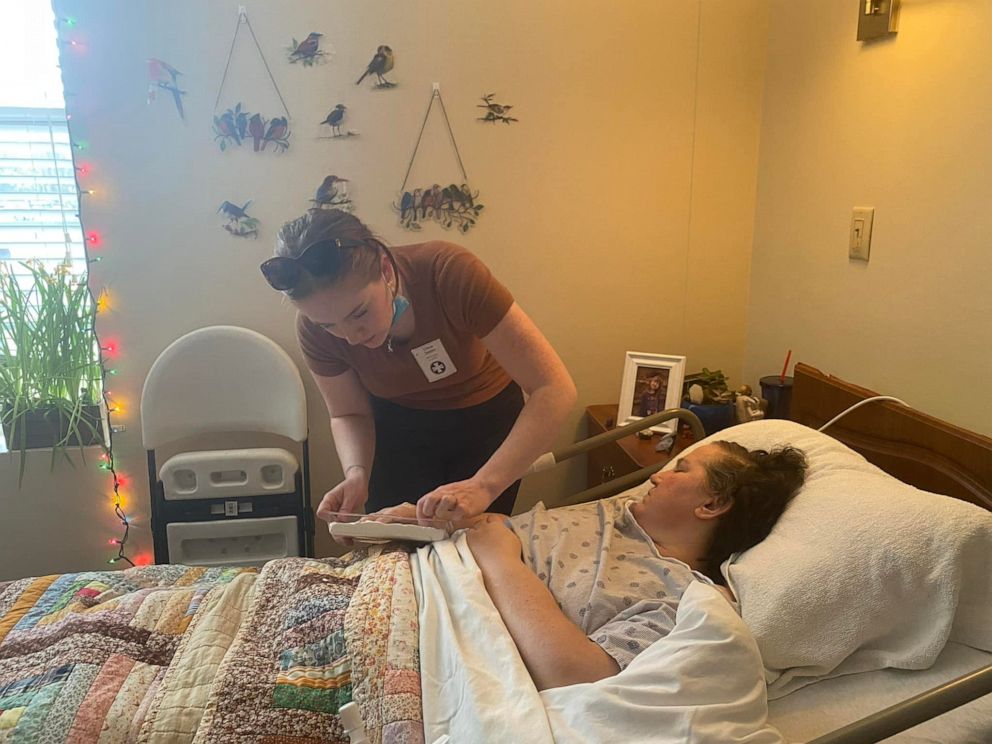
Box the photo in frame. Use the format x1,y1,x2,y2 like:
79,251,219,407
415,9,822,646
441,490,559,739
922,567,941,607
618,352,687,434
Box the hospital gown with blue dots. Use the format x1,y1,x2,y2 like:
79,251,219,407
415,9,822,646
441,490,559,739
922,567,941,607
507,496,719,670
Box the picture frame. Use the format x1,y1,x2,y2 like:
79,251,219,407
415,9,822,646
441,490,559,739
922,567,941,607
618,352,687,434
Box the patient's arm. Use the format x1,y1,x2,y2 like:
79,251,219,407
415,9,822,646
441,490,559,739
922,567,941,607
467,520,621,691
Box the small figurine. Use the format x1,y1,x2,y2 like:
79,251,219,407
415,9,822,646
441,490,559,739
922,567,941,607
734,384,766,423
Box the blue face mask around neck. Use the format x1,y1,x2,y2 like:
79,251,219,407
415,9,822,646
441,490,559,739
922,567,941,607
390,293,410,328
385,294,410,353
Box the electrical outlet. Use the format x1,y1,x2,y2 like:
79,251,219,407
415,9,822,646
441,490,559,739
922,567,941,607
849,207,874,261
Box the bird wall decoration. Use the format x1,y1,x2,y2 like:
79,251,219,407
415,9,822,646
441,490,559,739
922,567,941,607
318,104,358,138
356,45,396,88
147,58,186,120
218,200,260,238
213,103,290,153
311,175,353,211
477,94,518,124
287,32,328,66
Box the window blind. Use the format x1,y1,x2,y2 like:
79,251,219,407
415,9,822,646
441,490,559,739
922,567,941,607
0,106,86,279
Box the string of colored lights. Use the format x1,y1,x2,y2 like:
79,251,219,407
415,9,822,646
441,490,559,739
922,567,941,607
58,13,140,567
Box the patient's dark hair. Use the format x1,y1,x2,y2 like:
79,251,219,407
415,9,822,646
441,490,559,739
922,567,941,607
274,209,384,300
700,442,808,584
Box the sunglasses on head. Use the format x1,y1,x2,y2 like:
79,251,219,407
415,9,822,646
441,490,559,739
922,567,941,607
260,237,365,291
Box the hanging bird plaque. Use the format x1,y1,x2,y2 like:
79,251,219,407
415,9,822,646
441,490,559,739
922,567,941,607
394,86,483,233
287,32,329,66
219,200,260,238
211,9,292,154
147,58,186,120
213,103,289,152
356,45,396,89
395,183,481,232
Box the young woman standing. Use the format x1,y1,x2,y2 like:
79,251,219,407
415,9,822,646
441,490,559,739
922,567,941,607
261,208,576,527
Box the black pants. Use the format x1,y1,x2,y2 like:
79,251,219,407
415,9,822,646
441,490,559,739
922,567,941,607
367,382,525,515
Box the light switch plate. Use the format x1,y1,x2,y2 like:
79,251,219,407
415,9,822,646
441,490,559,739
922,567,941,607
849,207,874,261
858,0,899,41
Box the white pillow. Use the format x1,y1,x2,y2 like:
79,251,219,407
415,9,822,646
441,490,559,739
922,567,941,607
541,581,785,744
672,419,992,698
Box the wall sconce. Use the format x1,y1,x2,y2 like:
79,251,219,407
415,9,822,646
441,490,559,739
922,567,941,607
858,0,899,41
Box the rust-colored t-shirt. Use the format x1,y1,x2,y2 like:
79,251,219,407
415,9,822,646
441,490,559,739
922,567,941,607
297,241,514,410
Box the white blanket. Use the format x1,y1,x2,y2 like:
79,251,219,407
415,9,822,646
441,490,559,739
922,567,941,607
412,533,556,743
413,533,782,743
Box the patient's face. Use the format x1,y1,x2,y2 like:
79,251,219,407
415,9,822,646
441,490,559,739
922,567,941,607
632,445,724,528
295,270,394,349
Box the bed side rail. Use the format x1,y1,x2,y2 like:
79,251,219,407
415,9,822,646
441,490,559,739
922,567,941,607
526,408,705,507
807,663,992,744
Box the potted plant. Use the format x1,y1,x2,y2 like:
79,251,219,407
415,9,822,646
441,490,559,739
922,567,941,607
0,261,105,485
681,367,736,436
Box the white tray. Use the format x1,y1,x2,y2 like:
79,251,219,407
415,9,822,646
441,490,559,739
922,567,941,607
329,520,448,544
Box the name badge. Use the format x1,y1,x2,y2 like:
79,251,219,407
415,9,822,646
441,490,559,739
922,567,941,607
411,339,458,382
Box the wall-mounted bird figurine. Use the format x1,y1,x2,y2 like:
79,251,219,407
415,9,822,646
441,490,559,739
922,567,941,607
147,58,186,120
219,200,251,221
420,184,442,220
311,175,354,211
287,32,327,66
219,200,259,238
235,108,249,141
356,45,395,88
398,188,422,229
263,116,290,151
477,94,517,124
213,103,243,150
248,113,265,152
319,104,358,138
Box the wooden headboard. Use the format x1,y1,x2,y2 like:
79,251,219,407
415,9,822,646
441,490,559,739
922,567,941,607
790,363,992,511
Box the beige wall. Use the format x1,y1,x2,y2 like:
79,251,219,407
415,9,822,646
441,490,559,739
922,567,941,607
745,0,992,435
1,1,768,580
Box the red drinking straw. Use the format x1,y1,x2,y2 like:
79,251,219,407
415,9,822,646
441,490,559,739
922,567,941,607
780,350,792,384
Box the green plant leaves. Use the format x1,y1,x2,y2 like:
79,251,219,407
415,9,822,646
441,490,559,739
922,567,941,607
0,261,103,485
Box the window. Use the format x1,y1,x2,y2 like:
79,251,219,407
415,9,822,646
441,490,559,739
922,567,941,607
0,107,86,274
0,2,99,453
0,2,83,275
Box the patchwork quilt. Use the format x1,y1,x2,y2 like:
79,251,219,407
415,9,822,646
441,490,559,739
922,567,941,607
0,548,422,744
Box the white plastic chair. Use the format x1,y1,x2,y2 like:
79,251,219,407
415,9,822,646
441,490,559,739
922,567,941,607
141,325,313,564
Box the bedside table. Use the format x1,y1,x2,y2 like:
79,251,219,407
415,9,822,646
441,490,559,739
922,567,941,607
585,404,673,489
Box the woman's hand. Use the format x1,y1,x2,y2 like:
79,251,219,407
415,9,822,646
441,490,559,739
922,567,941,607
316,466,369,522
365,502,418,523
466,515,521,567
417,478,496,523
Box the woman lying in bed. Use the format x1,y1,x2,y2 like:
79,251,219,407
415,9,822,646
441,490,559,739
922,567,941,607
379,442,806,691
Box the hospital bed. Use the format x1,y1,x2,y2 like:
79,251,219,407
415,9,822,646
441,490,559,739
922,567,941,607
0,361,989,742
